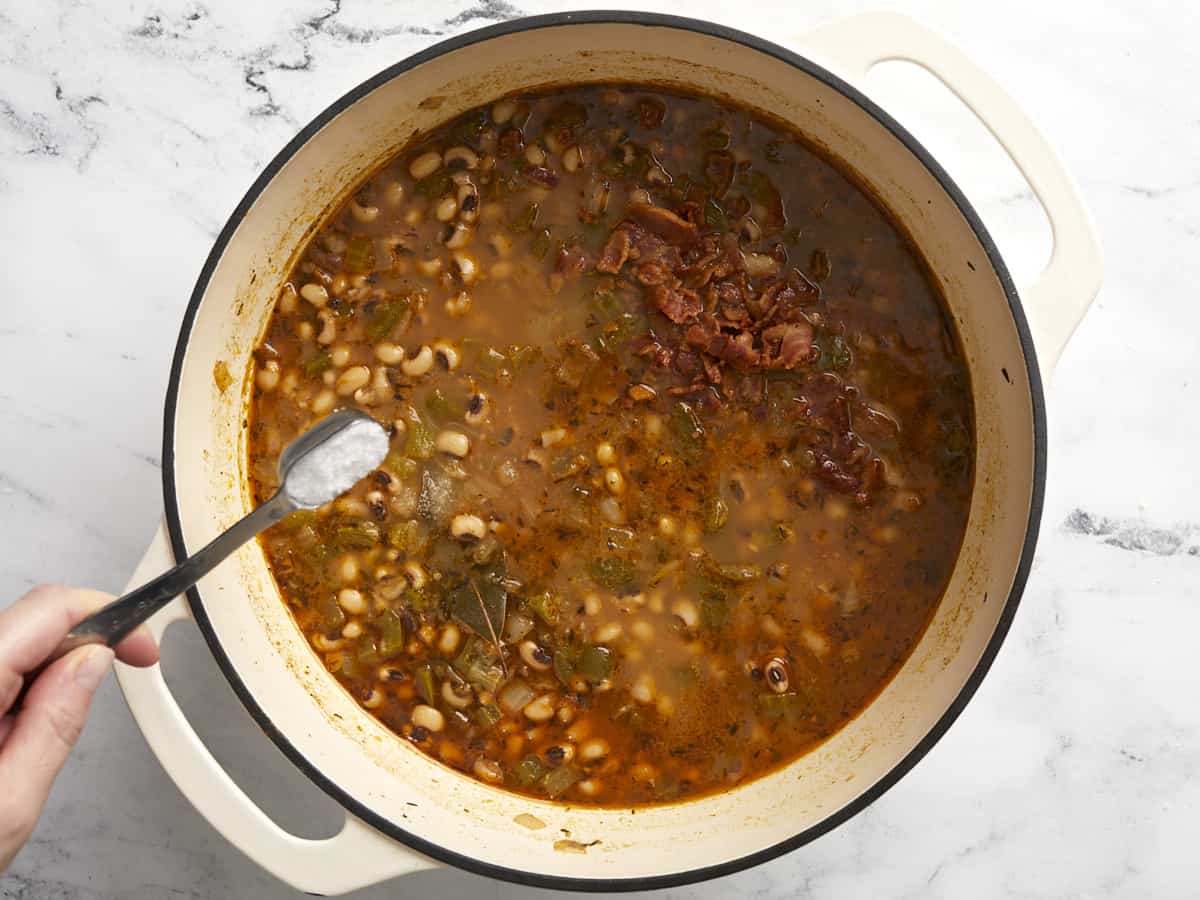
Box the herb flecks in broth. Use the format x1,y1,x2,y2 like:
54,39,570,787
247,85,974,807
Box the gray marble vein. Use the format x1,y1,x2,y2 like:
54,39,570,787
1,0,1198,897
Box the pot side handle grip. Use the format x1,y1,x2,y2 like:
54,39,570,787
114,523,436,896
794,11,1103,373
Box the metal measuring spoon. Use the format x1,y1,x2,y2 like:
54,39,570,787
52,408,389,659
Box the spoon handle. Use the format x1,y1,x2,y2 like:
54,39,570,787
12,491,294,711
73,490,295,648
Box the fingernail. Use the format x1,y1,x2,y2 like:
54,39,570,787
73,646,114,690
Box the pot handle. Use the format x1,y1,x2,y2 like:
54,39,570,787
794,11,1102,372
114,523,436,896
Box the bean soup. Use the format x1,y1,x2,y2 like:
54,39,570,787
247,84,974,806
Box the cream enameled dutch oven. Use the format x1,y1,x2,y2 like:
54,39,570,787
114,11,1101,895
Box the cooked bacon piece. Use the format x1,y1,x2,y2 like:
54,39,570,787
761,321,814,369
597,226,633,274
628,202,699,246
649,282,702,324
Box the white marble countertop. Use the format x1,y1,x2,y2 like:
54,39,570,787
1,0,1196,897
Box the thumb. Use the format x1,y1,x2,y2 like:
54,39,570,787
0,646,113,816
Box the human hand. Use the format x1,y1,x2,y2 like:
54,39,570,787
0,585,159,871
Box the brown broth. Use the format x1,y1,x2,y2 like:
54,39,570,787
246,84,974,806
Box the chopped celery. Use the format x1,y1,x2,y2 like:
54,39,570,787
513,755,547,787
552,647,578,685
343,234,376,273
590,557,636,592
539,765,582,798
472,704,502,729
366,296,410,341
303,350,332,378
527,591,561,626
315,593,345,633
424,386,464,420
415,664,436,705
403,408,434,459
578,645,613,682
453,637,505,693
376,610,406,658
383,452,418,480
332,521,380,551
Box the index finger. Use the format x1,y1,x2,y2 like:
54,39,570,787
0,584,160,676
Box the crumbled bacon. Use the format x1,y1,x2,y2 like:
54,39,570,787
589,196,893,504
628,202,699,246
761,322,814,369
597,226,632,274
649,282,701,324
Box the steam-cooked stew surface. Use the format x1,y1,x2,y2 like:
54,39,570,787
248,85,974,806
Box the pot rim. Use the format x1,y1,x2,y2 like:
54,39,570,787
159,10,1046,892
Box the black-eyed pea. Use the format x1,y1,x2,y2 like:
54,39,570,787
435,430,470,458
630,673,655,704
312,633,343,652
801,626,830,658
316,310,337,345
522,694,556,722
442,680,473,708
435,196,458,222
300,282,329,307
400,345,434,377
473,757,504,783
576,778,601,797
411,704,445,732
671,598,699,629
437,623,461,655
375,342,405,364
491,98,517,124
383,181,404,205
337,588,367,615
519,640,553,671
593,622,622,643
278,283,298,313
256,360,280,391
433,340,460,370
403,561,427,590
443,146,479,170
450,514,486,541
444,291,472,317
524,143,546,166
603,467,625,495
335,365,370,396
452,251,478,283
445,223,473,250
336,554,359,584
311,389,336,415
408,150,442,180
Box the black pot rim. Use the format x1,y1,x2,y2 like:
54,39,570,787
159,10,1046,894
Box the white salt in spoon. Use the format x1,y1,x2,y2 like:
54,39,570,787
60,408,389,654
